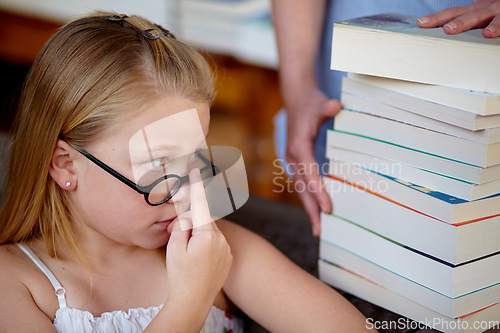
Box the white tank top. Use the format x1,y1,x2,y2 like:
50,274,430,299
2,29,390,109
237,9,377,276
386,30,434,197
17,243,244,333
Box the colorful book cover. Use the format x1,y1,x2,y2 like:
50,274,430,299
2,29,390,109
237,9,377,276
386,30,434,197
367,169,500,204
332,128,484,168
325,172,500,225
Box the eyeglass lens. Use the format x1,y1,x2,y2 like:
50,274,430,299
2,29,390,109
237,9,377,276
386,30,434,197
140,149,216,205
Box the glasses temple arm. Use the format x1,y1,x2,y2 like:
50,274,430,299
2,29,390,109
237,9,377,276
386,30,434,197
77,150,147,194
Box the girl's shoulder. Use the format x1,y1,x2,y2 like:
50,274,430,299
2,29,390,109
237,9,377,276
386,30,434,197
0,243,40,293
0,243,29,274
0,244,59,330
0,242,53,275
0,243,39,303
0,243,60,321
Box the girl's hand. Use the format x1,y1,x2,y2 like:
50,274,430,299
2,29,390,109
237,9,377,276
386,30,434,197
417,0,500,38
165,168,233,308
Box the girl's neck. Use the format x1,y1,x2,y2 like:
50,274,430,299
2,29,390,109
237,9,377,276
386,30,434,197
29,236,165,274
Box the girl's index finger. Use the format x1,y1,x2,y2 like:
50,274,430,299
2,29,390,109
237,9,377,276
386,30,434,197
189,167,215,229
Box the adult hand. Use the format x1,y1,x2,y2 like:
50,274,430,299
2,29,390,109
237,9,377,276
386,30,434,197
165,168,232,306
417,0,500,38
285,87,341,236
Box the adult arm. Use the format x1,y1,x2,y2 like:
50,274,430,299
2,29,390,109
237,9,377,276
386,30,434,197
417,0,500,38
272,0,341,236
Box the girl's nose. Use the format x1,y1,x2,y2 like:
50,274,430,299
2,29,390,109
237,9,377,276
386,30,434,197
170,176,190,207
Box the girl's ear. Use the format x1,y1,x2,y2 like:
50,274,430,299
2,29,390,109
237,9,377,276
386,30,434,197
49,140,78,190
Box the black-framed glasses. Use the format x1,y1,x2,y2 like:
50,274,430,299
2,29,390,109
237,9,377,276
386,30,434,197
75,147,219,206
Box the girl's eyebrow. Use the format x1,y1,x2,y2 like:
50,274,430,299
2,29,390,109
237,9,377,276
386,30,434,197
139,129,177,159
143,140,208,161
140,125,208,154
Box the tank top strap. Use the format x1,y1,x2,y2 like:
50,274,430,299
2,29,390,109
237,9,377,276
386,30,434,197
16,243,67,309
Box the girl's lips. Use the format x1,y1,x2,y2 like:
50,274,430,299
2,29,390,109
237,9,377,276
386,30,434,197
155,217,176,229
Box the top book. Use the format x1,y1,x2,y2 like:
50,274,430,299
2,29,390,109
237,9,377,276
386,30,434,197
330,13,500,94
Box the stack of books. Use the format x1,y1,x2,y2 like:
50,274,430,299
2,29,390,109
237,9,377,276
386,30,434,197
319,13,500,333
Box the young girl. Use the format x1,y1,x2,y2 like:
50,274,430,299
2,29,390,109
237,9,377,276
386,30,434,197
0,13,373,332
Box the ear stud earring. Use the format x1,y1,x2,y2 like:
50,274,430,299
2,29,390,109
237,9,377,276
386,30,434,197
65,182,71,187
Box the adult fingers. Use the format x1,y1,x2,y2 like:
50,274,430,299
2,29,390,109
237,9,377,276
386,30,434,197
295,160,331,215
417,6,470,28
287,115,332,213
418,1,500,35
442,8,496,34
286,144,330,237
322,99,342,119
483,14,500,37
295,173,323,237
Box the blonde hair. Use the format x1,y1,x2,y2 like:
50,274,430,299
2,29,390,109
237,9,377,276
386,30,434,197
0,12,215,259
